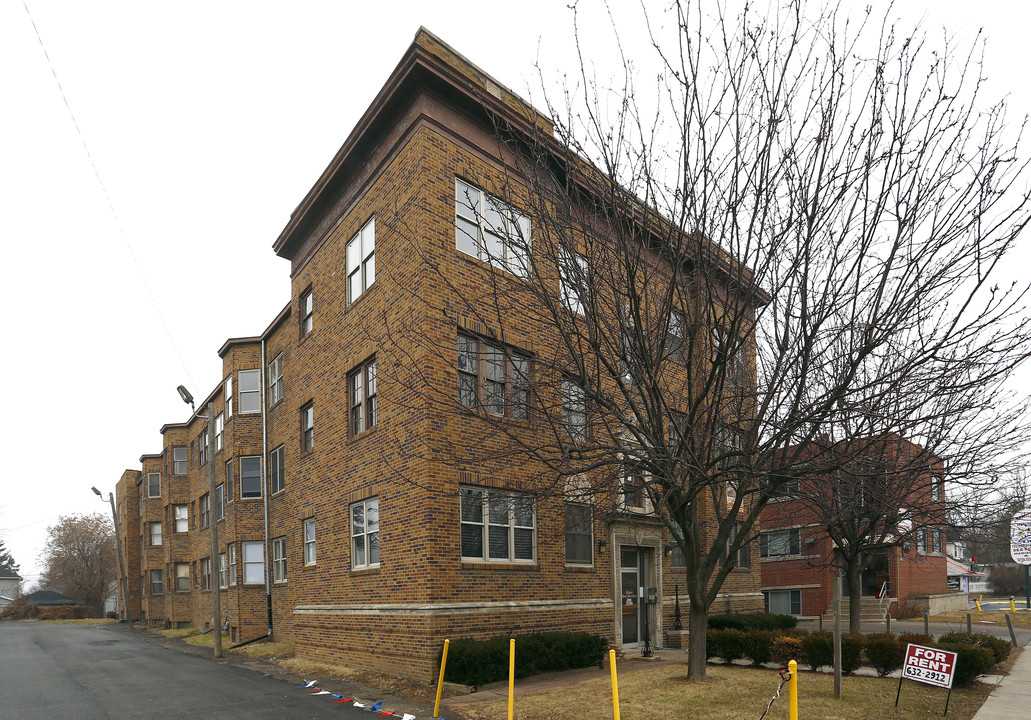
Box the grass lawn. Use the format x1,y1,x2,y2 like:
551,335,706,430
453,664,994,720
40,618,118,625
927,610,1031,629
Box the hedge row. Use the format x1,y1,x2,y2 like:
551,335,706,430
706,628,1008,685
709,612,798,631
442,632,609,687
0,602,96,621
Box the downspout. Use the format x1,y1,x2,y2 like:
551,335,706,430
233,340,274,649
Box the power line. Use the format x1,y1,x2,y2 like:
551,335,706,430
20,0,197,391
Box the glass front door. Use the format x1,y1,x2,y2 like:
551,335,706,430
620,546,651,646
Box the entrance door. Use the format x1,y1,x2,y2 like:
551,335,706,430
620,546,651,646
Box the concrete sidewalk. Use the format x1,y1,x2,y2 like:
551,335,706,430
972,646,1031,719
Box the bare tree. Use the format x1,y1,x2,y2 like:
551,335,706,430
39,513,116,616
373,1,1031,679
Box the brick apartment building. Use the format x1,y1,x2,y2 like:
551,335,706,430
759,437,948,620
114,28,762,681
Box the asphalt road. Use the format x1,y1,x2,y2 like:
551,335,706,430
0,622,409,720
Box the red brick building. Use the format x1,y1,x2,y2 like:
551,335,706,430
114,28,762,681
759,437,948,620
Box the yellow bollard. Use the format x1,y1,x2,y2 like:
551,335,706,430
789,659,798,720
508,638,515,720
975,598,983,612
609,649,621,720
433,638,449,718
1011,597,1017,613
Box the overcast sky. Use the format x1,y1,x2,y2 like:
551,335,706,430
2,1,1028,587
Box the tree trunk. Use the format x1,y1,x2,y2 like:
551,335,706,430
846,559,863,633
687,596,710,680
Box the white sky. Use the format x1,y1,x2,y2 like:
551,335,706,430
1,0,1028,587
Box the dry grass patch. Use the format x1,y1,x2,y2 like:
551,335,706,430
158,628,202,639
184,631,231,648
42,618,118,625
932,606,1031,627
231,641,294,660
453,664,992,720
276,657,449,705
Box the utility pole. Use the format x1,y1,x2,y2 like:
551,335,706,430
207,400,222,659
93,486,132,631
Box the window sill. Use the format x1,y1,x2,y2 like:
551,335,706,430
760,555,805,562
564,563,595,570
461,561,538,571
351,565,380,575
345,281,379,312
349,423,381,443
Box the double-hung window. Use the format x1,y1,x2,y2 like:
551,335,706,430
224,376,233,418
561,379,587,441
559,248,588,315
760,528,801,558
150,569,164,595
199,431,208,465
225,459,234,502
272,537,287,583
455,179,530,277
300,403,314,451
228,544,237,586
149,521,162,546
564,503,593,565
916,527,927,554
240,456,262,498
270,445,285,494
667,311,685,360
172,447,187,475
199,494,210,528
460,487,536,563
303,518,316,565
268,354,284,406
200,557,211,591
349,359,377,436
346,218,375,303
175,563,190,592
215,413,224,452
764,589,802,615
218,553,227,589
350,498,379,569
147,472,161,498
173,505,188,533
723,523,751,569
242,541,264,584
215,484,225,521
239,369,261,413
457,335,530,419
300,289,313,337
712,327,746,384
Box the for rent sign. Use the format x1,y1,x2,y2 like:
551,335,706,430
1012,509,1031,565
902,644,957,689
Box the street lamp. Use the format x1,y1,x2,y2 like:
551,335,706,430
178,384,223,659
92,486,133,632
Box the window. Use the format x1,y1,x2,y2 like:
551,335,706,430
559,248,588,315
931,528,942,554
349,359,377,436
564,503,593,565
149,521,162,547
224,376,233,418
457,335,529,419
199,494,210,529
765,471,801,501
760,529,801,558
242,541,264,584
228,544,237,586
460,487,535,562
301,289,313,337
200,557,211,591
225,459,233,502
621,466,647,510
667,311,685,360
198,431,208,465
175,563,190,592
916,527,927,554
239,369,261,413
455,178,531,277
215,484,225,521
240,456,262,498
272,537,287,583
561,379,587,441
268,354,284,406
671,544,686,568
303,518,316,565
931,476,943,502
172,446,187,475
215,413,224,452
150,569,164,596
173,504,188,533
351,498,380,569
723,523,751,569
764,589,802,615
218,553,227,589
147,472,161,498
346,217,376,303
300,403,314,451
270,445,285,494
712,327,746,383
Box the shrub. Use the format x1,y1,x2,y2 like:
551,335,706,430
800,631,833,671
897,632,934,648
743,631,776,665
709,613,798,631
935,641,995,686
39,605,94,620
707,629,749,664
443,632,608,687
938,632,1011,665
771,635,804,666
865,633,905,677
890,599,923,620
841,632,864,674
